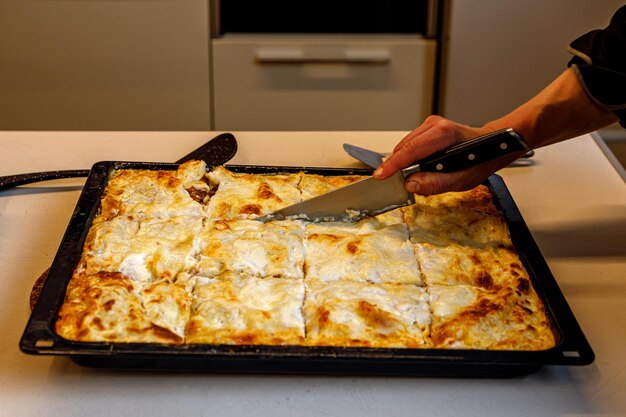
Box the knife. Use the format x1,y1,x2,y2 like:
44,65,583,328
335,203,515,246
343,141,535,169
0,132,238,191
342,143,387,169
259,128,528,222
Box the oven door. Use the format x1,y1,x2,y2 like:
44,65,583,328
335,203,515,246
214,0,432,36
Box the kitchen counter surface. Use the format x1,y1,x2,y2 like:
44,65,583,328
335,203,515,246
1,131,625,417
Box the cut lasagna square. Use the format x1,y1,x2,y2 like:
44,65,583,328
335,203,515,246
99,160,209,220
206,166,301,219
404,185,511,247
303,279,431,348
403,203,512,248
55,272,191,344
77,215,203,283
186,274,305,345
195,219,305,279
416,242,529,290
429,283,555,350
304,219,422,285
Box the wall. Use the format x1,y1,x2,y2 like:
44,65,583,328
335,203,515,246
443,0,625,126
1,1,624,131
0,0,211,131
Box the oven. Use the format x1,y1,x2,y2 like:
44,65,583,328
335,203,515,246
210,0,445,131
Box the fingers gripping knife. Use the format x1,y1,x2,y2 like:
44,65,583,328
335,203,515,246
260,128,528,222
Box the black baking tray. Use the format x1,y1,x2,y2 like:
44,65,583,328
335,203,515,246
20,161,594,377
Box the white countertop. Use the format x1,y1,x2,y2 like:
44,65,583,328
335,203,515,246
1,131,625,417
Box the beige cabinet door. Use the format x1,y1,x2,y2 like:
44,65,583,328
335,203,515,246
0,0,211,130
212,36,436,131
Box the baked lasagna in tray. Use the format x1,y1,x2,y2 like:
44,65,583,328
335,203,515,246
55,161,556,351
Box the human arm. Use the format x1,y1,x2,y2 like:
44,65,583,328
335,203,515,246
374,5,626,195
373,67,618,195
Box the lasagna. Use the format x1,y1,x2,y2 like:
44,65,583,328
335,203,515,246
195,219,305,280
186,273,305,345
56,162,555,351
429,283,555,350
206,166,301,219
303,279,430,348
303,219,422,285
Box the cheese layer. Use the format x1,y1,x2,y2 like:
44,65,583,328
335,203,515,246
100,161,208,220
206,166,301,219
416,242,529,289
429,283,555,350
299,173,366,200
196,219,305,279
304,219,422,285
56,272,190,344
56,165,555,351
303,279,431,348
403,204,512,247
186,274,305,345
78,216,203,282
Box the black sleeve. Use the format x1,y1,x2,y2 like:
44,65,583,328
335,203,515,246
567,5,626,128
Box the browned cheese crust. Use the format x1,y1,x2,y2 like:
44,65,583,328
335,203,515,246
55,165,556,351
303,279,430,348
429,279,555,350
55,272,190,344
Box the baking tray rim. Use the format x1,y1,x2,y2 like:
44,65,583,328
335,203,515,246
19,160,595,373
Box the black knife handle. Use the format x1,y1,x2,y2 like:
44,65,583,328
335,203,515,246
402,128,529,175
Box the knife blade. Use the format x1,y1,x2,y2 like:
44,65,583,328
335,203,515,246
259,128,528,222
342,143,387,168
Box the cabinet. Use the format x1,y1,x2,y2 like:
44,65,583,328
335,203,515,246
212,35,436,131
0,0,211,131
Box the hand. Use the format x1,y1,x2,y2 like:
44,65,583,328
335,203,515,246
373,115,520,195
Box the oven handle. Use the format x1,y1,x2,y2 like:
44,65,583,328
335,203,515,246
254,48,391,64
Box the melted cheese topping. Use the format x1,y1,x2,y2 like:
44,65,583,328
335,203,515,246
77,215,139,276
55,272,188,344
304,219,422,285
100,162,207,220
412,185,496,210
57,164,555,351
299,173,366,200
140,279,193,338
405,184,511,247
416,242,529,289
206,166,301,219
429,284,555,350
80,216,203,282
304,279,430,348
186,274,305,345
403,204,512,247
196,219,305,279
